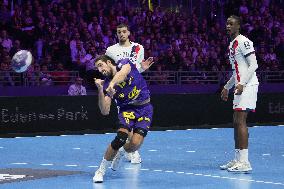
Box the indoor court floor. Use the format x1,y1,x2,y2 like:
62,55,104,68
0,126,284,189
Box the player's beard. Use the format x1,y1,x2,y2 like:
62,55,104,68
102,70,110,77
103,69,114,78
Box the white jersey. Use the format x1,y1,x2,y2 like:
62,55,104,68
105,42,145,73
228,34,259,87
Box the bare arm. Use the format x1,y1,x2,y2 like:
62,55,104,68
106,64,131,97
109,64,131,87
98,89,112,115
94,78,112,115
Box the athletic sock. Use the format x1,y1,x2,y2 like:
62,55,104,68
99,158,111,172
239,149,249,163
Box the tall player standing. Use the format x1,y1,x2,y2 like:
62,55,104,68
105,24,154,164
220,15,259,172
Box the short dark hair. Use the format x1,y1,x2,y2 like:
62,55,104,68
229,15,241,26
116,23,129,30
95,55,116,65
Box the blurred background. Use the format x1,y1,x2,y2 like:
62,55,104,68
0,0,283,94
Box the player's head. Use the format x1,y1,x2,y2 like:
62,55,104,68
226,15,241,37
116,23,130,43
94,55,116,77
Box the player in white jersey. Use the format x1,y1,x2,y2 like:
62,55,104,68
105,24,154,165
220,15,259,173
105,24,154,73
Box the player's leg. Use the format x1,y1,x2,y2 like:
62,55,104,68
228,110,252,172
124,129,134,162
93,128,129,183
124,127,146,152
124,129,143,164
227,85,258,172
220,112,240,170
111,128,147,170
221,91,243,170
112,104,153,169
129,104,153,163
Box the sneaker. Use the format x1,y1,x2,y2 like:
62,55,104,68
93,170,104,183
93,159,109,183
130,151,142,164
220,159,238,170
227,161,252,173
111,148,125,171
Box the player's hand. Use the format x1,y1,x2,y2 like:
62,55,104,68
106,82,116,98
141,57,154,71
221,88,229,101
234,84,243,95
94,78,104,90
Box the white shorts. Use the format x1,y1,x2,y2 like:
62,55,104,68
233,84,258,112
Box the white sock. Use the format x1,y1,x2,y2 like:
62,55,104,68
99,158,111,173
239,149,249,163
235,149,240,161
119,147,126,154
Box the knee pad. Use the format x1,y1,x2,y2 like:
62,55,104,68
111,131,128,150
133,128,148,137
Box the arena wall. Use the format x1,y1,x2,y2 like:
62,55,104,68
0,94,283,136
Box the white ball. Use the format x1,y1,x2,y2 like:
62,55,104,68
11,50,33,73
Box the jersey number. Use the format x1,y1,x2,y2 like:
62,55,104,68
244,41,251,49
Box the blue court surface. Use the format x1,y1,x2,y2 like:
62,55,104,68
0,126,284,189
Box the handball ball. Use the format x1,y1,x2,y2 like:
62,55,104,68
11,50,33,73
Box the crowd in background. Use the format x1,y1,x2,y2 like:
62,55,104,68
0,0,283,86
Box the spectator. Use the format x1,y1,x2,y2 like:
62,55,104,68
40,64,53,86
10,40,22,57
0,30,13,52
68,77,87,96
0,62,15,86
0,0,281,85
71,40,87,73
51,62,70,85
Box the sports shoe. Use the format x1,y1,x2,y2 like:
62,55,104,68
227,161,252,173
220,159,238,170
111,148,125,171
93,169,104,183
130,151,142,164
93,158,109,183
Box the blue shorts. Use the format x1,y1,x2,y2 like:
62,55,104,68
118,103,153,132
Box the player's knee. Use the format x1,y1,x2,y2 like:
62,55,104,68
133,128,148,137
128,128,147,150
111,131,128,150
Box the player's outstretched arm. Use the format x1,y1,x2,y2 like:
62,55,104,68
94,78,112,115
